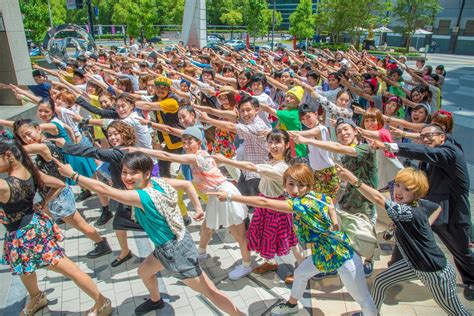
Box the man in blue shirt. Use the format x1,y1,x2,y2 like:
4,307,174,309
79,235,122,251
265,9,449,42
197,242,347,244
27,69,52,99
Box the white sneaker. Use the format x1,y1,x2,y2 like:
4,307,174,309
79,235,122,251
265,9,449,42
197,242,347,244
228,264,252,280
271,302,298,315
197,251,209,262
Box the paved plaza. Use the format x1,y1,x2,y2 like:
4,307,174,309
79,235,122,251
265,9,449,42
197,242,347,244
1,187,473,316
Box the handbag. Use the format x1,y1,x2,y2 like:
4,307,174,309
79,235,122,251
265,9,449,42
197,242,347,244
309,196,379,259
335,208,379,259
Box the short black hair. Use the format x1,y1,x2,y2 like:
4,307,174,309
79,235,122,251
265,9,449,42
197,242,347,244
238,96,258,109
121,151,154,178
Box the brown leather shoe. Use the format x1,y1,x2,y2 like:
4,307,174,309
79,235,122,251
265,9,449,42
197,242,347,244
284,274,294,284
253,262,279,274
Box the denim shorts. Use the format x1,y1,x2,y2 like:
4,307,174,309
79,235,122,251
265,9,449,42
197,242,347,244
48,185,76,220
153,232,202,280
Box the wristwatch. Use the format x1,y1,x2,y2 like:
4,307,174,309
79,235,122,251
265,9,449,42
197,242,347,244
352,179,362,189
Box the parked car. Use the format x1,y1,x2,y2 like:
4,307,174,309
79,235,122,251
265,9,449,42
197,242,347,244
29,47,41,57
207,35,222,44
281,34,292,40
208,33,225,42
117,47,129,56
225,39,246,51
147,36,162,43
206,42,223,51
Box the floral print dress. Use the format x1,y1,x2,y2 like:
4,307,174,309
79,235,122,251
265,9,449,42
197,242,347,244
288,191,353,273
0,176,64,275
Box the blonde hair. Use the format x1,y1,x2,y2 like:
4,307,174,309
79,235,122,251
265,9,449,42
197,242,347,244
283,163,315,188
394,167,429,200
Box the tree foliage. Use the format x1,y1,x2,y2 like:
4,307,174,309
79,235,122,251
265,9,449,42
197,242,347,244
392,0,442,50
244,0,271,38
315,0,391,43
289,0,315,40
20,0,66,44
112,0,159,38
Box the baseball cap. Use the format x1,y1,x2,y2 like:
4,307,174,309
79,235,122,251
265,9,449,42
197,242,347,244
32,69,46,77
335,117,357,129
182,125,204,142
298,103,318,114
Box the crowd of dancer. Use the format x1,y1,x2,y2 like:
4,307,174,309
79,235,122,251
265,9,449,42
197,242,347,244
0,41,472,316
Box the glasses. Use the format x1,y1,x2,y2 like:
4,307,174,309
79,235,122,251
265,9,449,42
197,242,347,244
419,132,443,140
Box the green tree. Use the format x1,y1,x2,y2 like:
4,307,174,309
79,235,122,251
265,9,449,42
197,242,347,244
393,0,442,51
315,0,391,46
20,0,66,44
289,0,315,48
244,0,269,43
220,10,243,38
112,0,159,40
156,0,185,25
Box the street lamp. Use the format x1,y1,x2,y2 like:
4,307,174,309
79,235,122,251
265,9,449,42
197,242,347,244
271,0,275,50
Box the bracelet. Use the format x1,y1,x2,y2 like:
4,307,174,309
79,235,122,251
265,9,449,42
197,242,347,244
75,174,80,183
226,192,233,202
402,131,406,138
351,179,362,189
71,171,78,181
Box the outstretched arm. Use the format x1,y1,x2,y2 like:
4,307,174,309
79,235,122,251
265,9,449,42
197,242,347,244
208,191,293,213
163,178,204,221
336,164,385,209
293,134,358,157
129,147,196,165
53,158,142,208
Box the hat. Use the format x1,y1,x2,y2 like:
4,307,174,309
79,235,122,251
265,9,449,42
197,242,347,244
148,51,157,59
335,117,357,129
217,86,234,96
414,103,431,114
298,103,318,114
180,79,191,88
32,69,46,77
286,86,304,102
91,74,104,83
89,53,98,60
182,125,204,142
73,68,86,78
154,76,172,87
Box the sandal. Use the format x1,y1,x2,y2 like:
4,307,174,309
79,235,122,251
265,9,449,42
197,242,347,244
20,291,48,316
85,297,112,316
111,251,133,267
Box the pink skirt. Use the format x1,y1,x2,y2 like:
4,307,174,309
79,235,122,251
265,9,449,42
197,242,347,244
246,195,298,259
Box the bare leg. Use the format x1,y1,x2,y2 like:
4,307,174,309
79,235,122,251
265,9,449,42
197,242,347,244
228,223,250,262
97,194,109,208
198,221,213,250
137,254,165,302
63,212,102,243
115,230,130,258
48,256,106,310
183,272,244,316
19,273,42,310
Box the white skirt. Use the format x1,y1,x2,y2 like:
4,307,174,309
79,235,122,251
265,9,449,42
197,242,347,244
205,181,248,229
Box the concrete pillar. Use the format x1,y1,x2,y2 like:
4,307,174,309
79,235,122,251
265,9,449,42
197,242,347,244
181,0,207,48
0,0,34,106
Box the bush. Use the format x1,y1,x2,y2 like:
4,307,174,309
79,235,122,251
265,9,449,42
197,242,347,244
94,33,127,40
311,43,350,51
366,50,420,57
